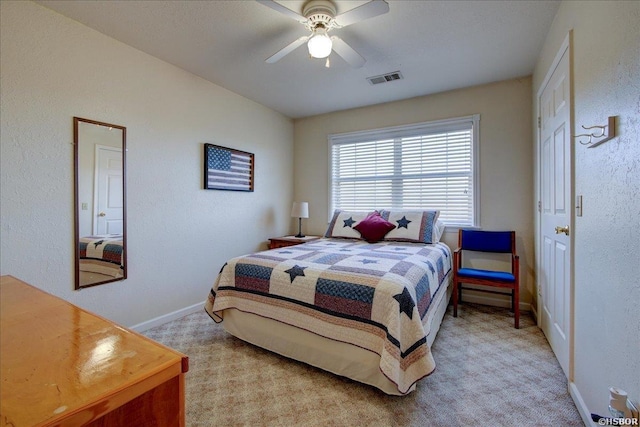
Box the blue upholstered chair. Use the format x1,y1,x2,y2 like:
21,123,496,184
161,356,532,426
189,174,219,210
452,229,520,328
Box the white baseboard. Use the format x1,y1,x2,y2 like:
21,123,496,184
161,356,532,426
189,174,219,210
460,291,531,312
570,381,595,426
129,301,205,332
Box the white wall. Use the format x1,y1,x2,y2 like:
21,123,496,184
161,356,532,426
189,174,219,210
0,1,294,327
293,78,535,308
533,0,640,420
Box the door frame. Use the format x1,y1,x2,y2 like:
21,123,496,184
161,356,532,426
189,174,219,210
535,31,574,381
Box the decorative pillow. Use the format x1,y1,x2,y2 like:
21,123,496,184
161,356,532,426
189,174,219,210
324,210,372,239
379,210,440,244
353,211,396,243
434,220,446,243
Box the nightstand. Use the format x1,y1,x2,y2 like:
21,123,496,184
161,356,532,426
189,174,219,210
268,235,321,249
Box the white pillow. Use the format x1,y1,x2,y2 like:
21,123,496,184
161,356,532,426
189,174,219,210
433,220,445,243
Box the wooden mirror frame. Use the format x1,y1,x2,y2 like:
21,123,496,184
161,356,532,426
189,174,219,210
73,117,127,289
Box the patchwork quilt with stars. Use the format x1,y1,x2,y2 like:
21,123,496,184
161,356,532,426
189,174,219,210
205,238,452,395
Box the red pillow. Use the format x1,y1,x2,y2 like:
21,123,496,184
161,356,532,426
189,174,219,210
353,212,396,243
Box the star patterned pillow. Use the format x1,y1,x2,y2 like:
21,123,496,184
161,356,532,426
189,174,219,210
324,210,372,239
380,210,440,244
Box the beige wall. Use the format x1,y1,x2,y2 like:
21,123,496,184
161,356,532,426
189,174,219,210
0,1,294,327
532,0,640,420
293,77,535,307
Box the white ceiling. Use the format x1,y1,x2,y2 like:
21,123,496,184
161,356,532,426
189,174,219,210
37,0,560,119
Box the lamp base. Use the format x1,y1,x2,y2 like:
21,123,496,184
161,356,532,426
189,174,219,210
295,217,305,238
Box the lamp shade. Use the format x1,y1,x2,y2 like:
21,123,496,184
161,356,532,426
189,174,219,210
291,202,309,218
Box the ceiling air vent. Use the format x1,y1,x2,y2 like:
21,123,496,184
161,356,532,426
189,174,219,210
366,71,403,85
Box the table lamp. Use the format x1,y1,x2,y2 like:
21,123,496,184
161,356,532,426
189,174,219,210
291,202,309,238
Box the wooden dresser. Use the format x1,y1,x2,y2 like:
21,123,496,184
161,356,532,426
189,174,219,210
0,275,188,426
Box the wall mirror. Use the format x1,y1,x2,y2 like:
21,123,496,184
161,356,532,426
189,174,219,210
74,117,127,289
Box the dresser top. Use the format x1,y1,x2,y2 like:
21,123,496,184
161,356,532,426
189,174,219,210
0,275,187,426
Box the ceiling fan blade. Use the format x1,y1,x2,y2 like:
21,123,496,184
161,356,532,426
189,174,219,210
330,36,366,68
265,36,309,63
334,0,389,27
256,0,306,22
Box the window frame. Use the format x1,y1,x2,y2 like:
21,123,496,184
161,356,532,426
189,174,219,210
327,114,480,228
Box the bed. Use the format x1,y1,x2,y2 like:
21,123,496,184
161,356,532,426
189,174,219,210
204,209,452,395
78,234,124,279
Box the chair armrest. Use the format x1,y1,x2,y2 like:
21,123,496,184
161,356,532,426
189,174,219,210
453,248,462,270
512,254,520,280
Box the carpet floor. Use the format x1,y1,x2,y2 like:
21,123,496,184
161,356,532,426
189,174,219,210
143,303,584,426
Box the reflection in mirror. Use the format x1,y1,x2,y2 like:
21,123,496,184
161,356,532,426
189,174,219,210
74,117,126,289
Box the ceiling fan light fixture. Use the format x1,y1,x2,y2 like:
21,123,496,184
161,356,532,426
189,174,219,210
307,27,332,59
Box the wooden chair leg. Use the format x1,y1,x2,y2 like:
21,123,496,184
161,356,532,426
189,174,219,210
510,290,515,313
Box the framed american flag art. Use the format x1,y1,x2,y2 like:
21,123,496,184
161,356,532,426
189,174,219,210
204,144,254,192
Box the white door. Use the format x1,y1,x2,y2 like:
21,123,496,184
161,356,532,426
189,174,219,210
94,145,123,235
538,42,571,377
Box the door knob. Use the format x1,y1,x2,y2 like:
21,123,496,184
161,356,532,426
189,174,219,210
98,212,106,217
555,225,570,235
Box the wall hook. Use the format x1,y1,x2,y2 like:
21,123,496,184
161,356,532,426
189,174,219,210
573,116,616,148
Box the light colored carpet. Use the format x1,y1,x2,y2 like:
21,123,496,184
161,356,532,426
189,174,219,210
144,303,584,426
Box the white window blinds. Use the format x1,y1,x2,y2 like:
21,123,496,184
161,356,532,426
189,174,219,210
329,115,479,227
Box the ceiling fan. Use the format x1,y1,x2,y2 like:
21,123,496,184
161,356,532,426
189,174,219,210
257,0,390,68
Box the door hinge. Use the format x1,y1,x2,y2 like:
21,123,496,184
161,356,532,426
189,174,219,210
538,201,541,212
576,195,583,217
538,116,541,128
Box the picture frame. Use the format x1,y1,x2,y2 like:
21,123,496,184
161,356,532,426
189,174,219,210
204,144,254,192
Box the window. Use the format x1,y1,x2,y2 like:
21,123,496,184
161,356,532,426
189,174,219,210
328,115,479,227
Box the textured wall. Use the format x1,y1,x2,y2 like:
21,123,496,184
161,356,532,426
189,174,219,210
293,78,535,306
0,1,293,327
533,0,640,418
